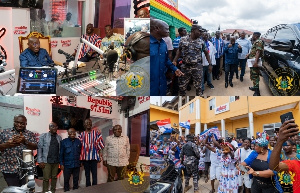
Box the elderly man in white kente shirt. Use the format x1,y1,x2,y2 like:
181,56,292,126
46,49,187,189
103,125,130,182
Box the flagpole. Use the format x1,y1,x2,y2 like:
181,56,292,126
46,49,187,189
160,96,162,106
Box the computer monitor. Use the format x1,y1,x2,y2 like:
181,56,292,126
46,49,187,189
17,67,57,94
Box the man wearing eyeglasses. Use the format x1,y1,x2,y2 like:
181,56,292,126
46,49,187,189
103,125,130,182
0,114,37,187
60,128,81,192
19,36,54,67
37,122,62,193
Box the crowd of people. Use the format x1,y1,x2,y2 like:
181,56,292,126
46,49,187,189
150,119,300,193
0,115,130,192
150,18,264,96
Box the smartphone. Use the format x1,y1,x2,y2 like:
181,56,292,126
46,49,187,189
280,112,295,129
239,165,249,173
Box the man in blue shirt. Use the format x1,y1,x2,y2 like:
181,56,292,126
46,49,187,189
173,27,187,52
150,19,184,96
19,37,54,67
60,128,82,192
172,27,187,95
224,36,242,88
236,31,252,82
211,31,224,80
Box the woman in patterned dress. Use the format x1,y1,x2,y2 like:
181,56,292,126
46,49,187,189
217,141,239,193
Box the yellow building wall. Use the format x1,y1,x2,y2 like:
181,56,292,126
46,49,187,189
253,108,300,135
180,97,198,124
249,96,300,112
150,105,179,128
182,96,300,137
204,96,248,123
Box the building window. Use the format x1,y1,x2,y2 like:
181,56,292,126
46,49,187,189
209,98,215,110
30,1,84,38
128,110,150,157
263,122,281,136
189,102,194,113
230,96,240,103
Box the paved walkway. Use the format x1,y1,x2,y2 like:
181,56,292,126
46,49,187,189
184,67,272,96
184,177,219,193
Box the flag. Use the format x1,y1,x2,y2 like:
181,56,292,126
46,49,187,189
157,118,172,134
199,127,221,142
179,120,190,129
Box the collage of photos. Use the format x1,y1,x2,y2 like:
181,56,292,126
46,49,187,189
0,0,300,193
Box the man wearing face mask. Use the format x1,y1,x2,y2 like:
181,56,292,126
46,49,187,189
173,24,212,96
19,36,54,67
103,125,130,182
224,36,242,88
60,128,81,192
37,122,62,193
0,114,37,187
116,31,150,96
79,118,104,187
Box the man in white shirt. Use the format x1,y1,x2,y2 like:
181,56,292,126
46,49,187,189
202,32,216,92
103,125,130,182
162,36,173,61
236,31,252,82
234,138,253,193
231,137,239,149
62,12,74,28
204,136,222,193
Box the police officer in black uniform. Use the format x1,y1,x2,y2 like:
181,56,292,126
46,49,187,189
180,135,200,193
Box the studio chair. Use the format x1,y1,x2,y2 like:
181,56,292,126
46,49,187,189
18,32,52,57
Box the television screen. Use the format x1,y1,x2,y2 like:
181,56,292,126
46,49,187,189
52,104,90,131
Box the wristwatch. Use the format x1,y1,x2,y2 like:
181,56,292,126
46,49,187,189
255,171,259,176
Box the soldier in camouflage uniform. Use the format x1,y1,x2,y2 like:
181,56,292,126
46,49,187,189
248,32,264,96
173,25,212,96
180,135,200,193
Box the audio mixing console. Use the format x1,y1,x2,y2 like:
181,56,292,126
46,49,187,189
58,70,115,96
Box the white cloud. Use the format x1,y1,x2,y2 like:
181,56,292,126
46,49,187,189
178,0,300,34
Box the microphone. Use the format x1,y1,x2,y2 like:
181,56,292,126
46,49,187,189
58,49,75,61
80,38,104,55
27,180,35,189
106,50,118,65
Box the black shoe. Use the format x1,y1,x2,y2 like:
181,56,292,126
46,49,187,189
236,75,239,79
187,85,191,91
240,76,243,82
253,88,261,96
230,82,233,87
213,76,215,80
249,87,255,91
225,82,228,88
216,76,220,80
208,84,214,89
